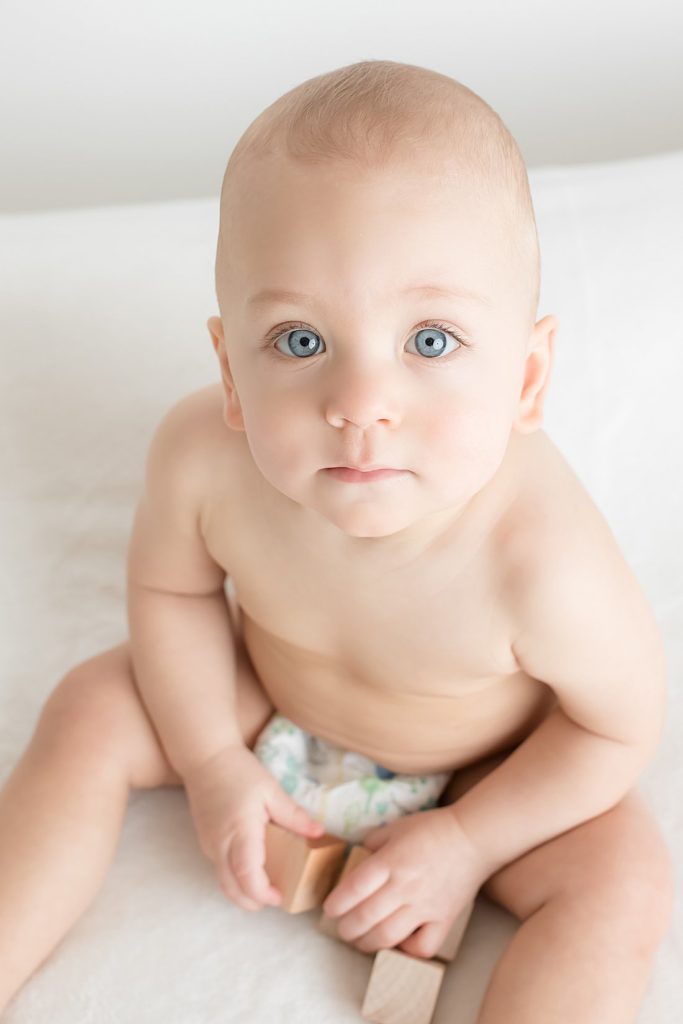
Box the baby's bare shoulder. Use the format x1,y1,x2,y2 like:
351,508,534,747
508,432,658,641
143,381,242,529
154,383,239,478
161,382,229,446
504,432,666,746
504,430,613,571
128,384,233,595
521,433,646,582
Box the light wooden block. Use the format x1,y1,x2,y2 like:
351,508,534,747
433,899,475,962
320,844,475,963
264,821,348,913
361,949,445,1024
359,902,474,1023
319,843,372,938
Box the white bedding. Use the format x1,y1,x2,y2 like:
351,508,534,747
1,148,681,1022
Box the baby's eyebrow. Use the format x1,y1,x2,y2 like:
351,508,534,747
247,282,492,309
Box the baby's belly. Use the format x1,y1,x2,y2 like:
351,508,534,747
242,617,556,776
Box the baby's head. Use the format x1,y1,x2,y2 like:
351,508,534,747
208,60,557,546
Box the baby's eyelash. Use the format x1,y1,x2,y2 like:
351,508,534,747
263,320,470,347
416,321,470,347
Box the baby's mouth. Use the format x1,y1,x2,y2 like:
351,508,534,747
324,467,407,483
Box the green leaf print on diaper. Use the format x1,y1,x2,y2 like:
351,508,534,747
342,801,363,836
359,777,390,812
270,715,297,737
281,773,298,796
258,746,277,767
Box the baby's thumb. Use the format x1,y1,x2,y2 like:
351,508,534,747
273,792,325,838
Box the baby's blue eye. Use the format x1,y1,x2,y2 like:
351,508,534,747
276,328,323,358
412,327,451,358
273,325,460,359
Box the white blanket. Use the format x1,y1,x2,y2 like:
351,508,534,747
1,149,681,1022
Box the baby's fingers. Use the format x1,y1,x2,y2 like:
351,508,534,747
229,830,281,909
219,872,262,913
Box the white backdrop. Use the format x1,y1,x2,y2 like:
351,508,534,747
1,151,682,1024
1,0,683,213
1,5,682,1021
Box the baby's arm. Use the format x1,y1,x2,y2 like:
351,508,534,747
447,542,667,876
126,395,244,778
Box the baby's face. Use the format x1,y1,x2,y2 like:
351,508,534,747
212,156,542,545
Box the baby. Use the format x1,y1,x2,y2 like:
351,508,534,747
0,60,674,1022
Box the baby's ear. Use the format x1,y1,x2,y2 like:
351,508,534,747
206,316,246,432
513,314,558,434
207,315,224,354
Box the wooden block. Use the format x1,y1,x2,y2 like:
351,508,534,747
432,899,475,963
264,821,348,913
319,843,372,938
361,948,445,1024
320,844,474,964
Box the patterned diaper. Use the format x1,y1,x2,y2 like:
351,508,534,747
253,712,452,844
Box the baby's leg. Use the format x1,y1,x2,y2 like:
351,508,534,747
0,610,274,1014
442,760,674,1024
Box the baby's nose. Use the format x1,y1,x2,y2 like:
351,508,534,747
324,359,402,430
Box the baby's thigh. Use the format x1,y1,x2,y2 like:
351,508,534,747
36,625,275,789
440,754,674,944
482,787,675,940
34,642,185,789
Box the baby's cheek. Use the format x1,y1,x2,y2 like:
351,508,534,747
426,404,481,460
429,407,509,487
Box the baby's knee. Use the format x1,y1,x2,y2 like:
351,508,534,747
579,809,675,953
620,828,675,949
33,657,135,772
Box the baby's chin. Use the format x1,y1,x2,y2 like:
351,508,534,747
265,472,423,538
307,486,454,541
320,504,416,539
248,456,416,536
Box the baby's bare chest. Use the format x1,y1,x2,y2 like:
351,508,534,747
229,537,516,693
203,464,552,773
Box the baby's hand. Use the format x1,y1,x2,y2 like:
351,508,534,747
322,807,488,958
182,745,324,912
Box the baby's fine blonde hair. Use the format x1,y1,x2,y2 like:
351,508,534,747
217,59,540,325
